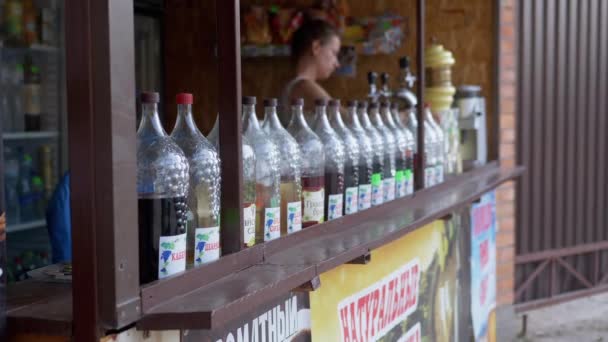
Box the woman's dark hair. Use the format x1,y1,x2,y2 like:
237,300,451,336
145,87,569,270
291,18,339,61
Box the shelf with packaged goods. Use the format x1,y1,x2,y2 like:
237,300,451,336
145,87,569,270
241,42,396,58
0,43,60,54
3,131,60,141
136,163,524,331
7,219,46,233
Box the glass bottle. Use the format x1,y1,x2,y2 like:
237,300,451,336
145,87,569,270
137,92,189,284
242,96,281,243
344,100,374,211
328,99,359,215
207,114,257,248
406,107,419,170
391,102,415,195
287,98,325,227
170,93,221,267
382,101,408,198
427,107,445,184
357,101,384,206
369,101,397,203
423,104,438,187
262,98,302,235
313,99,346,221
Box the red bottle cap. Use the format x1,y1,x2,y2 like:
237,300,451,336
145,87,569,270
176,93,193,104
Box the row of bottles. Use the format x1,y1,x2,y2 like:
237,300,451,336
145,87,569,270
366,55,450,189
136,91,418,284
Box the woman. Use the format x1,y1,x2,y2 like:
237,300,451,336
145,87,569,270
280,19,341,126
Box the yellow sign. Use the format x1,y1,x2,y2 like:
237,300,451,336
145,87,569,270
311,221,460,342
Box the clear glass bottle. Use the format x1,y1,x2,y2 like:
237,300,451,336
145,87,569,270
344,100,374,211
136,91,189,284
206,115,257,248
426,105,445,184
262,98,303,235
423,104,438,187
242,96,281,243
369,101,397,203
328,99,360,215
381,101,408,198
170,93,221,267
358,101,384,206
287,98,325,227
312,99,345,221
391,102,415,195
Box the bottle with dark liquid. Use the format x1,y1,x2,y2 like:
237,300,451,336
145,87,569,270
287,98,325,227
242,96,282,243
262,98,302,235
23,61,42,131
344,100,374,211
137,91,189,284
312,99,345,221
206,115,257,247
358,101,385,206
382,101,408,198
370,101,397,202
391,102,415,195
170,93,221,267
328,99,359,215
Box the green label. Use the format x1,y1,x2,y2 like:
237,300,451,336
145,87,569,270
371,173,382,186
405,169,413,180
395,170,405,182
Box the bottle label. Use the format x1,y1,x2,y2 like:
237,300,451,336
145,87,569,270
405,169,414,195
264,207,281,241
383,177,396,202
287,201,302,233
425,167,433,187
303,188,325,224
158,233,187,279
395,170,406,198
194,227,220,266
358,184,372,210
345,187,359,215
244,204,256,247
436,164,444,184
371,173,383,206
328,194,344,220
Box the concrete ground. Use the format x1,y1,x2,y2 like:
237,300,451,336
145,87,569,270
497,292,608,341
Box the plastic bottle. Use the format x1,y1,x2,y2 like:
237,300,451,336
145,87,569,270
287,98,325,227
262,98,303,235
242,96,282,243
170,93,221,267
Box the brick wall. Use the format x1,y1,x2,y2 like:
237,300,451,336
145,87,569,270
496,0,517,306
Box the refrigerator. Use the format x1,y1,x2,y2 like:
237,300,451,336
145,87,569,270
0,0,66,282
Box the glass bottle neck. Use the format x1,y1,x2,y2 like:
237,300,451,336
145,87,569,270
173,104,202,137
358,108,372,127
288,105,309,130
369,108,382,126
263,106,283,130
242,104,261,133
314,106,331,129
381,108,395,127
347,107,362,129
138,103,167,137
328,106,345,129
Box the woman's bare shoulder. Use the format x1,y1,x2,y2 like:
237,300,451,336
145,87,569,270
291,78,330,101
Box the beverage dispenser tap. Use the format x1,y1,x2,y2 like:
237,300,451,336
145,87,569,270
380,72,392,102
394,56,418,110
367,71,379,102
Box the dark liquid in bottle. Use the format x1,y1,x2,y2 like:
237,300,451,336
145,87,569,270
344,163,359,189
358,162,373,186
301,175,325,228
324,171,344,219
138,196,188,284
25,114,41,131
